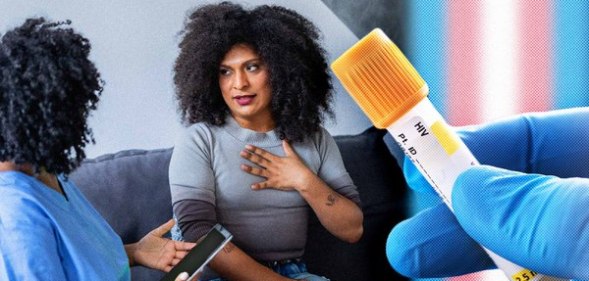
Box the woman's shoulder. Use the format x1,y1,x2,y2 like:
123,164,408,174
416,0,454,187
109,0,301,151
177,122,217,143
0,172,50,216
301,126,338,157
310,126,335,145
183,121,214,133
174,121,232,155
0,171,39,195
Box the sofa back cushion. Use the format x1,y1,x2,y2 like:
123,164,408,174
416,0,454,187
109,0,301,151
303,127,408,281
70,127,408,281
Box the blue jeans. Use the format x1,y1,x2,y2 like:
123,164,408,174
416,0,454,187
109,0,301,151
201,259,329,281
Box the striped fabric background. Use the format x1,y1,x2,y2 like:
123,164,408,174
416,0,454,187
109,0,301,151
408,0,589,126
407,1,589,280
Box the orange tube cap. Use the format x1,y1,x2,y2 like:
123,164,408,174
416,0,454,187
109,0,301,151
331,28,428,128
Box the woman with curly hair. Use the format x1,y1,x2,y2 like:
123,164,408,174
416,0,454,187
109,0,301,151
170,2,364,280
0,18,194,281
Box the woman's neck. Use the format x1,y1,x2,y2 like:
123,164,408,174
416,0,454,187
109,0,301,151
0,162,63,195
231,113,275,132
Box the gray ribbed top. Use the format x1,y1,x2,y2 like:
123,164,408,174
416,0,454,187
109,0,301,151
170,116,360,265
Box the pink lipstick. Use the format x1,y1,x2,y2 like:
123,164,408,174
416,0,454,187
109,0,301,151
234,94,256,106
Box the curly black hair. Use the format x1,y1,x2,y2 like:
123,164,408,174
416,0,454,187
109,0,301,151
0,18,102,174
174,2,333,142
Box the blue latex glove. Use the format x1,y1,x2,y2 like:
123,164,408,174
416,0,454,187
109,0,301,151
386,108,589,279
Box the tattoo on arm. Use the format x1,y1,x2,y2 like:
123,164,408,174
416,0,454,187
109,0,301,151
326,193,339,206
223,243,234,254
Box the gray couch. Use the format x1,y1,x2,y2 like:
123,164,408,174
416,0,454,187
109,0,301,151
70,127,409,281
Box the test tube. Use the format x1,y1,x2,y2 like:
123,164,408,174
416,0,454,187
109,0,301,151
331,28,568,281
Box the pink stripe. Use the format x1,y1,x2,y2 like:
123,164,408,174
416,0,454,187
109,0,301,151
448,3,553,280
518,0,553,112
447,4,488,281
449,270,509,281
447,0,483,125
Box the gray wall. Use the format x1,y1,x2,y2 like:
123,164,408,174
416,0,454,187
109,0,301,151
0,0,371,158
321,0,406,50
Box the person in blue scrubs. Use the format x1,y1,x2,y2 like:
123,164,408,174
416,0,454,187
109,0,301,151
0,18,194,280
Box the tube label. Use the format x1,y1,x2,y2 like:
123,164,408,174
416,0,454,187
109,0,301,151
392,116,477,207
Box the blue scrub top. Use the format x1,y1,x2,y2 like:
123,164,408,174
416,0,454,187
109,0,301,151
0,171,130,280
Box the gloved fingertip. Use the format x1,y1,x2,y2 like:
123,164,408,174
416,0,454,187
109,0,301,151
403,158,437,195
386,222,418,277
452,165,502,209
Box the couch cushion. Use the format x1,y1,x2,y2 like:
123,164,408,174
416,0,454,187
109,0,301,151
70,127,408,281
303,126,408,281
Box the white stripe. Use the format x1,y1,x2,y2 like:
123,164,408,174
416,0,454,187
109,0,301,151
481,0,520,121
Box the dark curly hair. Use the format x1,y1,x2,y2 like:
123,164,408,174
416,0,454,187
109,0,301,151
174,2,333,142
0,18,102,174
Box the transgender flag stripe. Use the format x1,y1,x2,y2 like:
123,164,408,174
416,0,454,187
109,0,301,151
405,1,589,281
407,0,589,128
554,1,589,109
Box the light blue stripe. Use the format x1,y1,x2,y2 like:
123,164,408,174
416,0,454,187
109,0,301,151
554,1,589,109
406,2,446,281
405,0,445,218
406,0,447,116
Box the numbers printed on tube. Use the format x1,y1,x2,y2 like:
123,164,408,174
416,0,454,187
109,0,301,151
512,269,537,281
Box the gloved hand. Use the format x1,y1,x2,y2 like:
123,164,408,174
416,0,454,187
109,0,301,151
386,108,589,280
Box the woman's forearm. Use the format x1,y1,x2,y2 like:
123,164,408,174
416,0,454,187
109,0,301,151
297,174,364,243
209,242,293,281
